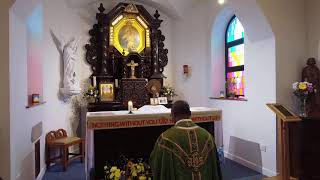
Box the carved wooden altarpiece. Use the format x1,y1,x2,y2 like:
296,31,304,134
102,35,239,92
85,3,168,111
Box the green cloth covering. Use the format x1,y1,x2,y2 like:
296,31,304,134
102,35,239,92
150,119,222,180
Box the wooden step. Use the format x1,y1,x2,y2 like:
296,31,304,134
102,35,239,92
264,176,298,180
264,176,281,180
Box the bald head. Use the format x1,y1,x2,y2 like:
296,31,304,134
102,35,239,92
171,100,191,122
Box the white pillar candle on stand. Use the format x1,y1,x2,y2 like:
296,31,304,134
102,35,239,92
128,100,133,112
115,79,119,88
93,76,97,87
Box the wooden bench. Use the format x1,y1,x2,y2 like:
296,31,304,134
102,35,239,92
45,129,84,171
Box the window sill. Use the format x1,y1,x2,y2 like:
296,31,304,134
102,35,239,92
209,97,247,101
26,101,46,109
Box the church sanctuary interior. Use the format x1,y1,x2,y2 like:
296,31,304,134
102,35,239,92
2,0,320,179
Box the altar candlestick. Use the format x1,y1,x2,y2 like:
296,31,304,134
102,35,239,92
93,76,97,87
115,79,119,88
128,100,133,113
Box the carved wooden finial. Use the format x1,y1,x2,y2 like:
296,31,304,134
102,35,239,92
154,10,160,19
124,3,139,14
98,3,105,13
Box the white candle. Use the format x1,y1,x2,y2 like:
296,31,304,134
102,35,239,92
128,100,133,112
115,79,119,88
93,76,97,87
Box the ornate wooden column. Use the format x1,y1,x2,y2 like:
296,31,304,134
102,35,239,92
150,10,168,79
98,4,112,78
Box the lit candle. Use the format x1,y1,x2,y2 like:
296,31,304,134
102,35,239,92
93,76,97,87
128,100,133,113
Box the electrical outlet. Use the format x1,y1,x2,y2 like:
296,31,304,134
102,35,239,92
260,145,267,152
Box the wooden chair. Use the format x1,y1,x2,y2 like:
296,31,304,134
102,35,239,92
45,129,84,171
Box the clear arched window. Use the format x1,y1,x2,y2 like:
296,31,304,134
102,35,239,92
226,15,245,97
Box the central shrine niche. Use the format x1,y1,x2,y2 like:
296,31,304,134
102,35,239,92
85,3,168,111
111,17,148,55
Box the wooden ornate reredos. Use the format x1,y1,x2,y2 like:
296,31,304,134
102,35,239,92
85,3,168,110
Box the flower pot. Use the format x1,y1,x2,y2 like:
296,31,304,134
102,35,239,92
167,95,173,103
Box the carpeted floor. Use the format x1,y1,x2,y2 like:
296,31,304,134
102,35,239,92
43,159,264,180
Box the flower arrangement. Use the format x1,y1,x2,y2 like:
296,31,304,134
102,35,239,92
292,81,314,98
226,77,237,97
84,85,99,103
292,81,314,117
161,85,177,97
104,156,152,180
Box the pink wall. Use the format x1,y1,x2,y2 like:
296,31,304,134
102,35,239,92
27,5,43,103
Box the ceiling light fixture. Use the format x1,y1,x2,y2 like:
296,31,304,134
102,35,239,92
218,0,225,5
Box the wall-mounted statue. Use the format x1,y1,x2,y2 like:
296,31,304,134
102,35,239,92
61,37,80,91
51,30,81,101
302,57,320,118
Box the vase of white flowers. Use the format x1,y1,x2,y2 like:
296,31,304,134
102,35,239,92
161,85,177,103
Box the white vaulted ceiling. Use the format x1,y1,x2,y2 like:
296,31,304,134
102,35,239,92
63,0,197,19
133,0,196,18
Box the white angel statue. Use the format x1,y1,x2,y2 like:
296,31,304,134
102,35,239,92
51,30,81,99
62,37,80,90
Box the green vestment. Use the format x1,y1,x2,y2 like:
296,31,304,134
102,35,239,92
150,119,222,180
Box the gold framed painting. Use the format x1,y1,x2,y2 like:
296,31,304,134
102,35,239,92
99,82,114,102
110,15,149,56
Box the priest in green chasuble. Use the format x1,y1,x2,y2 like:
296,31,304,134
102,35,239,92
150,100,222,180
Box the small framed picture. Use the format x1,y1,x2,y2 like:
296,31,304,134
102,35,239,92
100,82,114,102
32,94,40,104
158,97,168,104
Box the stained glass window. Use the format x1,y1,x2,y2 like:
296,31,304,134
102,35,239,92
228,44,244,67
226,16,245,97
227,17,245,43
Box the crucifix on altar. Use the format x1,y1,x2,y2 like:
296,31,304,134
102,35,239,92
126,60,139,79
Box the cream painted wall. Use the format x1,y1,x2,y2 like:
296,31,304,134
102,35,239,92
258,0,308,110
306,0,320,69
0,0,15,179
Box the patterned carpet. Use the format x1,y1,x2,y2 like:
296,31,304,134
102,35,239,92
43,159,264,180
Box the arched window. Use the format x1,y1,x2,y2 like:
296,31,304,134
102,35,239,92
225,15,245,97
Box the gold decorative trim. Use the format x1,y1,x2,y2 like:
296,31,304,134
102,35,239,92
158,144,185,164
161,134,188,157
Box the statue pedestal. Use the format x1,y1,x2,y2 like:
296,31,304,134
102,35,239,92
60,88,81,101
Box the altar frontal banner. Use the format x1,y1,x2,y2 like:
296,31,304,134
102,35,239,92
87,108,221,130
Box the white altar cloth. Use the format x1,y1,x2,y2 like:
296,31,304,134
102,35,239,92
85,107,222,179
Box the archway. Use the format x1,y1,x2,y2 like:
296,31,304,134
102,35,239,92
210,0,276,176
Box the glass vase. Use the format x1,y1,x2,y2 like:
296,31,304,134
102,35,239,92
299,98,307,117
167,95,173,103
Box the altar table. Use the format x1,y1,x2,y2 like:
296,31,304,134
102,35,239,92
85,107,222,179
